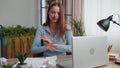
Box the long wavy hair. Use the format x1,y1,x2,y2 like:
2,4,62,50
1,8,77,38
43,1,66,41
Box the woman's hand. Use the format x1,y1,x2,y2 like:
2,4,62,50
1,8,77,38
41,36,52,44
41,36,58,52
43,43,57,52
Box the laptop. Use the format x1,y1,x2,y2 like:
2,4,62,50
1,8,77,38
73,36,109,68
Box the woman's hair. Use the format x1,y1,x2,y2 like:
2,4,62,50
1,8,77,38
43,1,66,41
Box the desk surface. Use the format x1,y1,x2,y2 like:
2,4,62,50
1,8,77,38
7,55,120,68
98,60,120,68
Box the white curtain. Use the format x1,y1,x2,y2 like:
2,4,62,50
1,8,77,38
84,0,120,54
73,0,86,35
73,0,83,21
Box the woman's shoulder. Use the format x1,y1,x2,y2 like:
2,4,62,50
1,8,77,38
65,23,72,31
65,24,73,35
37,25,45,31
37,25,45,29
36,25,46,34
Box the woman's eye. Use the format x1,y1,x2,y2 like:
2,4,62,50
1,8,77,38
51,11,55,13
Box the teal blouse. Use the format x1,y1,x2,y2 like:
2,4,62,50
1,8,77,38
31,24,73,56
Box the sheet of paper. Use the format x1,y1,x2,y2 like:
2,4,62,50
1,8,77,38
13,56,57,68
25,58,46,68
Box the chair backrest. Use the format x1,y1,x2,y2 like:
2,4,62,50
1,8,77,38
33,40,44,57
0,25,2,57
0,25,2,38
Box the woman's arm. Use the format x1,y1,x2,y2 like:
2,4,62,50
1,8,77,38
31,26,58,54
31,26,44,54
55,28,73,52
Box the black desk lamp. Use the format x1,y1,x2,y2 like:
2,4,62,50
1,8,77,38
97,15,120,31
97,15,120,64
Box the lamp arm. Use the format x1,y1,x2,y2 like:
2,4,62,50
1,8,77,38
111,20,120,26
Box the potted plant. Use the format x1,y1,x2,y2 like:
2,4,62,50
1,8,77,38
46,0,56,6
2,25,36,58
71,19,85,36
16,52,28,68
2,64,12,68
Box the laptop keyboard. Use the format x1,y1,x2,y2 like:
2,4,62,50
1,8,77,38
57,60,72,68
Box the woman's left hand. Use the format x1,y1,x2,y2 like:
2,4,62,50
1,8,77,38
43,43,57,52
41,36,52,44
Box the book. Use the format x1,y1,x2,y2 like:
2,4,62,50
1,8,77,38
108,53,119,60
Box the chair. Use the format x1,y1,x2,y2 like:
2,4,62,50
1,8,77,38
67,52,72,55
33,40,44,57
0,25,3,57
33,52,44,57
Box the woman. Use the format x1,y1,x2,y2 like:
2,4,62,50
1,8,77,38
31,1,73,56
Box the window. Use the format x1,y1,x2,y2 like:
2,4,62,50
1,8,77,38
40,0,73,25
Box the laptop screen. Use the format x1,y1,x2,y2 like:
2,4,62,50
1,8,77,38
73,36,109,68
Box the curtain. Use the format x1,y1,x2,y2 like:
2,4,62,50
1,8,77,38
73,0,83,21
73,0,86,35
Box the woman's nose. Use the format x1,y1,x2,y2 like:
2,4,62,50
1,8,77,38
54,13,58,17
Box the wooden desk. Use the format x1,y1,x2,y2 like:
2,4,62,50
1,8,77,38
7,55,72,64
57,55,120,68
97,60,120,68
7,55,120,68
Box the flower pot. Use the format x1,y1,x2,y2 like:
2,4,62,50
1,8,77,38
16,63,28,68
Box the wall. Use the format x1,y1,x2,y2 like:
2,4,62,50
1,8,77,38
84,0,120,54
0,0,39,27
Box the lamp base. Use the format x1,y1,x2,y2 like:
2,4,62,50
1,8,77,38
115,57,120,65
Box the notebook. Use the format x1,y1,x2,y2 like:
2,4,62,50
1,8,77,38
73,36,109,68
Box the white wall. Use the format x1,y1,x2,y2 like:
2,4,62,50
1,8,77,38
0,0,39,27
84,0,120,54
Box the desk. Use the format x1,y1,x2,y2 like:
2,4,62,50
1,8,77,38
7,55,120,68
97,60,120,68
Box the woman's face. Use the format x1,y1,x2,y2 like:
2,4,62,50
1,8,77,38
49,5,60,23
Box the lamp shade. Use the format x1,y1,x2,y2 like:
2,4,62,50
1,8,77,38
97,15,113,31
97,19,110,31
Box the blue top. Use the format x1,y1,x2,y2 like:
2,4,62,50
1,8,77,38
31,24,73,56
